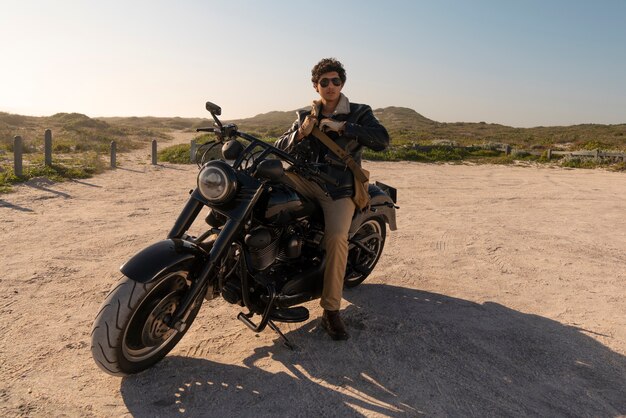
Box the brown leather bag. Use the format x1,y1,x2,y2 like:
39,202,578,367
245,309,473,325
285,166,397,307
351,167,370,210
310,126,370,210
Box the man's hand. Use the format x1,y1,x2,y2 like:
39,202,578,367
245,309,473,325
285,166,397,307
297,115,318,141
319,118,345,134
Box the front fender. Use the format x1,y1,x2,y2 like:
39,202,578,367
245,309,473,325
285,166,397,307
120,239,207,283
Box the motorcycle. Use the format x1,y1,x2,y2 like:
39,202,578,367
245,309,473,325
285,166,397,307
91,102,398,376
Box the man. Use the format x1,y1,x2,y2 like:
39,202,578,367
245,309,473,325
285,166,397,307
276,58,389,340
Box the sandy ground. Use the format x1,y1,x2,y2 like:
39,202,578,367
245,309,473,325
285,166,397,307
1,135,625,417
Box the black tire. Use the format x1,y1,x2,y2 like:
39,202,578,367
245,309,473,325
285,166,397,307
90,266,202,376
344,217,386,288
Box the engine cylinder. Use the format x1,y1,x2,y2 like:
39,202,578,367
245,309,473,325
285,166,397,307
283,234,302,258
245,227,279,270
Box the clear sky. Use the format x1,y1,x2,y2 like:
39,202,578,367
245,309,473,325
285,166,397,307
1,0,625,127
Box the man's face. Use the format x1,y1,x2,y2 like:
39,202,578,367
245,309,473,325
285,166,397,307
315,71,343,102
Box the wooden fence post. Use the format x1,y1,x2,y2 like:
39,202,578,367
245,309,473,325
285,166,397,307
190,139,197,163
594,149,600,161
546,149,552,160
44,129,52,166
504,144,511,155
151,140,157,165
14,136,23,176
110,141,116,168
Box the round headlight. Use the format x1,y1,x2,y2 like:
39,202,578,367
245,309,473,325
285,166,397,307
197,161,238,203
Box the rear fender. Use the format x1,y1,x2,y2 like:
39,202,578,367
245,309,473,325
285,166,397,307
120,239,207,283
349,184,398,234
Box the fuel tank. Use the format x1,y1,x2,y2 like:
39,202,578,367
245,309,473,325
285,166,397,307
256,185,315,225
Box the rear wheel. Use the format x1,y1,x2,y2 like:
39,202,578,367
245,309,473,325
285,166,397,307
90,266,202,376
344,217,386,288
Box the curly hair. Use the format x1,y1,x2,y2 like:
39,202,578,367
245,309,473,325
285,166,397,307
311,58,347,85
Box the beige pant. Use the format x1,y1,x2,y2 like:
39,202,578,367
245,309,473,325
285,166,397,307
283,171,355,311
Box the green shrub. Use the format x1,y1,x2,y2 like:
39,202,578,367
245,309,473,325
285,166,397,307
364,146,470,162
560,158,601,169
581,141,608,151
158,144,193,164
53,142,74,153
490,155,516,165
0,152,105,193
362,149,394,161
468,149,501,158
0,168,18,193
157,141,225,164
158,137,281,165
426,146,465,161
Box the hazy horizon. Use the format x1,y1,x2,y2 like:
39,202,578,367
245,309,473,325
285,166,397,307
2,0,625,128
3,104,626,130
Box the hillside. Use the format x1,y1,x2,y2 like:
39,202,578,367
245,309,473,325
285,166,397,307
0,112,171,154
99,116,211,131
224,106,438,140
2,107,626,153
230,107,626,151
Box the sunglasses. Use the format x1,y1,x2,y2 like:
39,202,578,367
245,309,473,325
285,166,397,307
318,77,342,88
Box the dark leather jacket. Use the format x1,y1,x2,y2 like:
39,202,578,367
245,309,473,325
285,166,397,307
276,94,389,199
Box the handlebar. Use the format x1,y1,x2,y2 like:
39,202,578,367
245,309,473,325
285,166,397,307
196,113,340,189
196,122,298,169
196,124,239,141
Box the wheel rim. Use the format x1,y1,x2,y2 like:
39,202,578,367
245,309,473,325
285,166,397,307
345,219,384,284
140,290,179,346
122,271,188,362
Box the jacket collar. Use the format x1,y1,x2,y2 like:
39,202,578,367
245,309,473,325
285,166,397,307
313,93,350,116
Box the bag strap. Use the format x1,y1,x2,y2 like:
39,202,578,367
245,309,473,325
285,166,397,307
310,126,369,183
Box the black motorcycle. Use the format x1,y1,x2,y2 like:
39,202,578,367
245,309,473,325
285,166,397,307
91,102,398,376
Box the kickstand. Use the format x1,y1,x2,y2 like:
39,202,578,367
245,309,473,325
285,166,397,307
268,320,294,350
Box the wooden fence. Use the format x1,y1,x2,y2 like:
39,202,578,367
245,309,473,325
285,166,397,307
7,129,626,176
500,145,626,161
403,142,626,162
9,131,198,176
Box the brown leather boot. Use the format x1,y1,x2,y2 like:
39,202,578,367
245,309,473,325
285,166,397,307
321,309,349,341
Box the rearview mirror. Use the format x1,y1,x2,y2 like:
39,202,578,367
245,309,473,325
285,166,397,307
206,101,221,116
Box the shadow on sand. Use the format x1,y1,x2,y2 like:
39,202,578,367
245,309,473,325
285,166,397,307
158,164,189,171
25,178,71,199
0,199,34,212
70,179,102,188
121,284,626,417
115,166,145,173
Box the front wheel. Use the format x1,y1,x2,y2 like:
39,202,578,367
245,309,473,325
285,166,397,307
90,267,202,376
344,217,386,288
